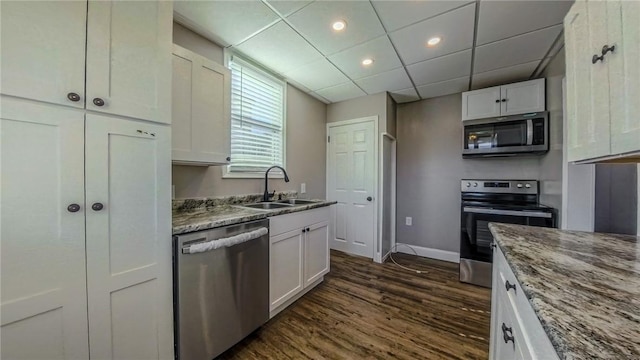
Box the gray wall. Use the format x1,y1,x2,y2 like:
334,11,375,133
594,164,638,235
171,23,327,199
396,51,566,252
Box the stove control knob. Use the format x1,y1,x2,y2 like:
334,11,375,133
466,182,471,187
516,183,523,188
525,183,531,189
473,182,478,187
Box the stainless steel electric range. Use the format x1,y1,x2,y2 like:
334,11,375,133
459,179,556,288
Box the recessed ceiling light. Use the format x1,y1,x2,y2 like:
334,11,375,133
362,58,374,66
427,37,441,47
332,20,346,31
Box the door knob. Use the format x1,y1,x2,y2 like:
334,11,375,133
91,202,104,211
67,204,81,213
366,196,373,202
93,98,105,107
67,92,81,102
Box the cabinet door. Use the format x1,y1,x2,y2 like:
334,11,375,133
1,98,89,359
0,1,86,108
85,115,173,359
172,46,231,165
500,79,545,116
564,0,611,162
270,229,304,311
607,1,640,156
86,0,172,124
462,86,502,121
304,221,330,287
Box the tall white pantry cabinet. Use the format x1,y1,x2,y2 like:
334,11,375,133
0,1,174,359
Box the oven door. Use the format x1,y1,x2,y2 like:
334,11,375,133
460,207,553,262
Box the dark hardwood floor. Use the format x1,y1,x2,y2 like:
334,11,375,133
219,250,491,360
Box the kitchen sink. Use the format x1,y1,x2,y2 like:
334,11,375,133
276,199,319,205
240,202,294,210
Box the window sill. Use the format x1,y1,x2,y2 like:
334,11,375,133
222,171,285,179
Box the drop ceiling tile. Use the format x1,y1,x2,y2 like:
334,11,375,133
471,60,540,90
476,0,573,45
372,0,473,32
329,36,402,80
406,50,472,86
315,82,366,103
389,3,475,65
234,22,323,75
265,0,313,17
284,58,349,91
287,1,385,55
474,25,562,73
390,88,420,103
355,67,412,94
416,76,469,99
174,1,280,47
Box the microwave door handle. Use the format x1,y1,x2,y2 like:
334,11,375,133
526,119,534,145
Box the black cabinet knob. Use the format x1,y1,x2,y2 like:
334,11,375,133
505,280,516,293
67,204,81,213
302,229,306,233
501,99,507,102
501,323,514,344
592,54,604,64
93,98,105,107
306,227,310,232
366,196,373,202
226,156,231,162
67,92,81,102
495,99,500,103
91,202,104,211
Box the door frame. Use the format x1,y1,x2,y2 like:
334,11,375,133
326,116,379,260
379,132,397,263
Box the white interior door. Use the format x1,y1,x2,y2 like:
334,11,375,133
86,0,172,123
328,119,376,258
0,98,89,359
84,114,173,359
0,1,87,107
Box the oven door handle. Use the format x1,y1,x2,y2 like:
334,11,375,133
463,207,552,218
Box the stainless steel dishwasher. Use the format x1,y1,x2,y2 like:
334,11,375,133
173,219,269,360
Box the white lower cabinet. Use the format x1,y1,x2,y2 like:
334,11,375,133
490,246,558,360
269,207,330,317
0,97,173,359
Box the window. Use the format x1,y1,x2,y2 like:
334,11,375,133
226,55,285,177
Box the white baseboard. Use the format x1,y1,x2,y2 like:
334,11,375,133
393,243,460,263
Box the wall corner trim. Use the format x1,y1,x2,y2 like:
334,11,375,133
394,243,460,263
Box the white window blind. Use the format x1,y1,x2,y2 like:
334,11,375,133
228,56,285,173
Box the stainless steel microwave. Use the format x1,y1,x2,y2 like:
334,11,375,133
462,112,549,157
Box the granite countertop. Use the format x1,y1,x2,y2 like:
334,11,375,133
489,223,640,360
172,193,336,235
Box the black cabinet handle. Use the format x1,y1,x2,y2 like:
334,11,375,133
592,54,604,64
67,204,81,213
67,92,81,102
505,280,516,293
302,229,306,233
306,227,310,232
501,99,507,102
490,242,496,249
601,44,615,56
502,323,514,344
93,98,105,107
91,202,104,211
495,99,500,103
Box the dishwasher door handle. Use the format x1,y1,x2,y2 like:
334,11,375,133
182,227,269,254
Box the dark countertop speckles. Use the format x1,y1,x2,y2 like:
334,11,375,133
489,223,640,360
172,199,336,235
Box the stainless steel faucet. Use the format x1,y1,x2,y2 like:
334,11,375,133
263,166,290,202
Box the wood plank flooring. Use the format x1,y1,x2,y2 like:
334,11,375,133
219,250,491,360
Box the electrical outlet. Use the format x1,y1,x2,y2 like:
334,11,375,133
300,183,306,194
405,217,412,226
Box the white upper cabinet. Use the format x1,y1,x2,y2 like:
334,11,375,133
86,1,172,124
0,1,87,108
565,0,640,163
172,45,231,165
500,79,546,116
462,79,545,121
462,86,502,121
607,1,640,156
